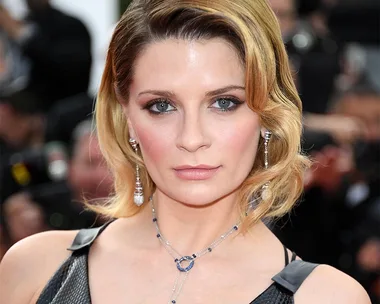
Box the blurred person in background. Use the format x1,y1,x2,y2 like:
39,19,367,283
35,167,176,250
44,92,96,146
0,28,30,95
269,0,340,115
0,89,45,150
332,86,380,142
0,89,97,209
0,88,45,260
330,86,380,302
328,0,379,47
269,0,377,289
68,120,113,203
270,0,380,296
269,0,366,146
1,119,113,257
0,0,92,111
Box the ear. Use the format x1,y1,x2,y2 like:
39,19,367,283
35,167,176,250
260,127,268,139
119,100,138,142
127,118,137,141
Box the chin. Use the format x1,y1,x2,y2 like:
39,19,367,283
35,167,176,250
165,184,236,208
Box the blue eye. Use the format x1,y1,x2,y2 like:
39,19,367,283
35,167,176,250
145,99,176,114
211,97,243,112
143,96,243,114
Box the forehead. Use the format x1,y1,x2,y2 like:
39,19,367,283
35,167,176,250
130,38,245,94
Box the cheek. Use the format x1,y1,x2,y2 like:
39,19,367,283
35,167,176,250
133,122,175,166
214,114,260,162
130,109,260,172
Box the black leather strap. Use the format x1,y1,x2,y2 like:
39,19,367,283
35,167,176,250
291,251,297,262
272,260,318,294
67,220,115,251
284,245,289,266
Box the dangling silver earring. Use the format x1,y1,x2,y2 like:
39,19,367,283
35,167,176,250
248,130,273,208
129,138,144,206
261,130,272,199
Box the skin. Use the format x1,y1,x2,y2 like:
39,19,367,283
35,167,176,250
0,104,45,149
124,38,262,252
3,193,47,244
335,94,380,142
0,38,370,304
268,0,297,38
69,134,113,201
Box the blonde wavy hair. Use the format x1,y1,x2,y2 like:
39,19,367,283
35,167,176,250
93,0,310,229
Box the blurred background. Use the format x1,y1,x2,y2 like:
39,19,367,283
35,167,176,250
0,0,378,302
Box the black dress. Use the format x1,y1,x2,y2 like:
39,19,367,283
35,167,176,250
37,222,318,304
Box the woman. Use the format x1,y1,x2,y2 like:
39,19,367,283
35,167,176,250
0,0,370,303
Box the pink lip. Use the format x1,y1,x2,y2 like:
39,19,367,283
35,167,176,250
173,165,221,180
174,164,218,170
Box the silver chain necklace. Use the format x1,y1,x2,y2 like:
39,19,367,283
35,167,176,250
150,197,241,304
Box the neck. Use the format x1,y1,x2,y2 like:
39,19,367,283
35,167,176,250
146,191,243,255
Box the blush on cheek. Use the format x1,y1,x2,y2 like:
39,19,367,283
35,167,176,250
223,118,260,164
134,125,172,166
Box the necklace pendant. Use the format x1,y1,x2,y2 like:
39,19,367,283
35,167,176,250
176,256,195,272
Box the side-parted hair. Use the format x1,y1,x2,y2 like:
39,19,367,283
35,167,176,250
94,0,310,230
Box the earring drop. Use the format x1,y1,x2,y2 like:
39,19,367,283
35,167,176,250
248,130,273,208
262,130,272,200
129,138,144,206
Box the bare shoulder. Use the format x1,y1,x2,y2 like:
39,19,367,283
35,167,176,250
0,230,78,304
295,264,371,304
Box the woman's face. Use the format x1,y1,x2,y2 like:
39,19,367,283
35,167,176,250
125,38,262,206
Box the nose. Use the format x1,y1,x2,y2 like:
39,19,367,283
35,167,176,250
176,110,211,152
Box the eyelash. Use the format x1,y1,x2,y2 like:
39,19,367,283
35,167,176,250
142,96,244,115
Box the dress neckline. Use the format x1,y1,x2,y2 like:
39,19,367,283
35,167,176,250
85,248,293,303
76,220,296,303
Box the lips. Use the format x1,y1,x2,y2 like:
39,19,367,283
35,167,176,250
173,165,221,180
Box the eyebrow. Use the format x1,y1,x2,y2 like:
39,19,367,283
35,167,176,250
137,85,245,98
